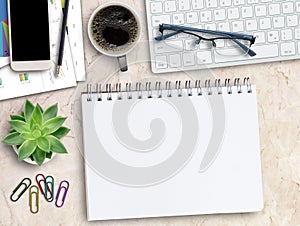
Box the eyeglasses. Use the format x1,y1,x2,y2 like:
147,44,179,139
154,23,256,57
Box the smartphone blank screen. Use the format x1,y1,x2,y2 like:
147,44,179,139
10,0,51,61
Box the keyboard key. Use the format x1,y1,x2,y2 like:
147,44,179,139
281,42,296,56
228,8,239,19
200,11,212,22
281,29,293,41
214,44,279,63
287,15,298,27
282,2,294,14
205,0,218,8
253,32,266,44
267,31,279,42
220,0,232,6
218,22,230,32
248,0,259,4
155,55,168,69
296,1,300,12
255,5,267,17
269,3,280,15
246,20,258,31
169,54,181,67
273,17,285,28
196,51,213,64
150,2,163,14
173,14,185,25
183,53,195,66
164,1,177,13
232,21,244,32
186,12,199,24
214,9,226,21
296,28,300,39
185,39,198,50
259,18,271,30
154,41,184,54
179,0,191,11
191,0,204,9
298,42,300,54
241,6,253,18
234,0,245,6
204,23,217,30
152,15,171,27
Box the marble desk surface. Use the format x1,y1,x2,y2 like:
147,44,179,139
1,0,300,225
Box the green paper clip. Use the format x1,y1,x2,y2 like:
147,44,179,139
29,185,39,214
45,176,54,202
10,178,32,202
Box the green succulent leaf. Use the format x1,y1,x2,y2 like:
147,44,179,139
52,127,70,139
43,104,58,122
18,140,37,161
36,104,43,113
20,132,35,140
24,100,35,122
47,135,67,154
42,117,66,135
46,151,53,159
2,132,25,145
37,137,50,152
8,120,30,133
32,147,46,165
32,106,43,126
10,115,25,121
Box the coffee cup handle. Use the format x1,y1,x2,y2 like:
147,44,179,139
117,55,128,72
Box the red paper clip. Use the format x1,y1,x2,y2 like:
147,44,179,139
35,174,53,200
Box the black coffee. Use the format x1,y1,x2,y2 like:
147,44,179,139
91,5,139,53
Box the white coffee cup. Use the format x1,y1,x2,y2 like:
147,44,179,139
88,2,141,72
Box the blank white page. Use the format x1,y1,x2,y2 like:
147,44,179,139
81,85,263,221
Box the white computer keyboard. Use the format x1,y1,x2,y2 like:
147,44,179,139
145,0,300,73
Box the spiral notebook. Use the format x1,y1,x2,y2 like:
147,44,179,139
81,78,264,221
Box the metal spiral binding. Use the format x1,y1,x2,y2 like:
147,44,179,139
243,77,252,93
97,83,102,101
146,82,152,98
87,84,92,102
225,79,232,94
156,81,162,98
175,81,182,97
195,80,202,96
205,80,212,95
116,83,122,100
106,84,112,100
185,80,192,96
234,78,242,93
86,77,252,101
136,82,142,99
215,79,222,94
166,81,172,97
126,83,132,99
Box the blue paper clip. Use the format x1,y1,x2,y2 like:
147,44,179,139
55,180,70,208
29,185,39,214
45,176,54,202
10,178,32,202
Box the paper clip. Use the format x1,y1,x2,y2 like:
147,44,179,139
55,180,70,208
29,185,39,214
35,174,52,200
10,178,32,202
45,176,54,202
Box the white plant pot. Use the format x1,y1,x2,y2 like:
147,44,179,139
12,145,55,165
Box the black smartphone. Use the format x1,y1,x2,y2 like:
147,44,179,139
8,0,52,71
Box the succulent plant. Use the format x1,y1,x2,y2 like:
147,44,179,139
2,100,70,165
